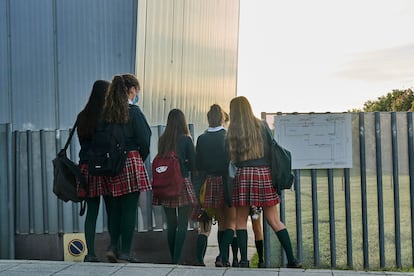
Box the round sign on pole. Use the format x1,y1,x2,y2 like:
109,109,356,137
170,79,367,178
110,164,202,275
63,233,87,262
68,239,85,256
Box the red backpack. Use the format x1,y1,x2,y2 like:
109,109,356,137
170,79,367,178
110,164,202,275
151,151,185,199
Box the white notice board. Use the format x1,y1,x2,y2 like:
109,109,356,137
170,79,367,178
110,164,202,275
274,113,352,169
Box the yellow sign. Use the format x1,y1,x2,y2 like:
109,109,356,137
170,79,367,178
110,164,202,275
63,233,86,262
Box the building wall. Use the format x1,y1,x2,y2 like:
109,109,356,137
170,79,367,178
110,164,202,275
1,0,241,141
0,0,138,131
136,0,240,138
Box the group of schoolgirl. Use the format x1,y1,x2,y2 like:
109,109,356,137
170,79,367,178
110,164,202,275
77,74,301,269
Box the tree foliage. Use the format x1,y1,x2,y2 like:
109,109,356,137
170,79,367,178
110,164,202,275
361,88,414,112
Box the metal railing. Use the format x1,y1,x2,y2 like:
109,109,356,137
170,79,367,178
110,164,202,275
261,112,414,270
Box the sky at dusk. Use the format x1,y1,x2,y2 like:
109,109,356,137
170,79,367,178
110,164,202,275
237,0,414,115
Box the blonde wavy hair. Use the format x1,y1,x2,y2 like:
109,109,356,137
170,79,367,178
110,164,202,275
227,96,264,162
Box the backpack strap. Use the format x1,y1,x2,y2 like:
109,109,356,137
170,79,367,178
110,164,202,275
262,120,274,146
63,120,78,152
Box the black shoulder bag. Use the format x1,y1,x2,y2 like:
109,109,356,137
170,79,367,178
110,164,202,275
52,120,87,215
263,121,294,195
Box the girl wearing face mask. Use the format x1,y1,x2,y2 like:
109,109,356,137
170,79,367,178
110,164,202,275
103,73,152,263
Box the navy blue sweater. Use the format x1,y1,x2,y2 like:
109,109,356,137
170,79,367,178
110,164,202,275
78,104,151,163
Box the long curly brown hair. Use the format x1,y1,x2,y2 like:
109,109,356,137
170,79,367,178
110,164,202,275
158,109,190,156
227,96,263,162
103,74,140,124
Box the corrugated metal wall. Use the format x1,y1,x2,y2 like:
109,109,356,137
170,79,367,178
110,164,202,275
8,124,194,237
1,0,240,139
0,0,137,131
0,0,10,123
136,0,239,138
0,124,13,258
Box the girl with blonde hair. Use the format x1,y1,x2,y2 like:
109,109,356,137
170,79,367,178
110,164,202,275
227,96,301,268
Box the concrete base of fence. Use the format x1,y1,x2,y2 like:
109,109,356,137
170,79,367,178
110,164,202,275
14,229,198,264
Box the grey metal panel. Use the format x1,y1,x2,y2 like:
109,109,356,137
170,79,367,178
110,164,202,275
9,0,56,131
12,125,172,235
55,0,137,129
5,0,137,131
0,123,14,258
137,0,239,139
14,131,30,234
0,0,10,124
47,131,60,234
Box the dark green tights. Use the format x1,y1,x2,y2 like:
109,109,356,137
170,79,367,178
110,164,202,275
276,228,295,263
195,234,208,264
219,229,234,264
108,192,139,255
236,229,248,263
84,196,111,256
164,206,191,264
84,197,100,256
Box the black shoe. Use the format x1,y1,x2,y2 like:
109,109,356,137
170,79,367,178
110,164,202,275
117,253,140,263
83,254,99,262
287,259,302,268
105,248,118,263
258,261,265,268
194,262,206,266
238,260,249,268
232,259,239,267
215,256,223,267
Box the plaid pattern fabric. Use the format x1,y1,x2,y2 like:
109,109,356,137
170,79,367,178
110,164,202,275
232,166,280,207
152,177,197,208
109,150,151,197
203,175,225,208
78,163,111,198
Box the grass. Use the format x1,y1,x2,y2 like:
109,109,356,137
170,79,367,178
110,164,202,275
254,169,414,271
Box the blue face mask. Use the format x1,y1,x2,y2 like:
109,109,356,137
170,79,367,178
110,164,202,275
132,94,139,105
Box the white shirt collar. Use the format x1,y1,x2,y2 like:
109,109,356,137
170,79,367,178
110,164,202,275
207,126,224,132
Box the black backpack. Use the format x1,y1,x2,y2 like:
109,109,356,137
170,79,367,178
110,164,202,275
87,122,128,177
263,121,294,195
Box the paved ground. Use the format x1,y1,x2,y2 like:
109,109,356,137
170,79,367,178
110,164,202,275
3,219,414,275
1,260,414,276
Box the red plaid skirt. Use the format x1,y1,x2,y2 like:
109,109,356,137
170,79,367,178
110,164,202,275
232,166,280,207
78,164,111,198
152,177,197,208
109,150,151,197
203,175,225,208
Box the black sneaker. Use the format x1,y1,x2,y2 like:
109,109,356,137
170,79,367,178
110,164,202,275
83,254,99,262
232,259,239,267
287,259,302,268
215,256,223,267
117,253,140,263
105,248,118,263
258,261,265,268
238,260,249,268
